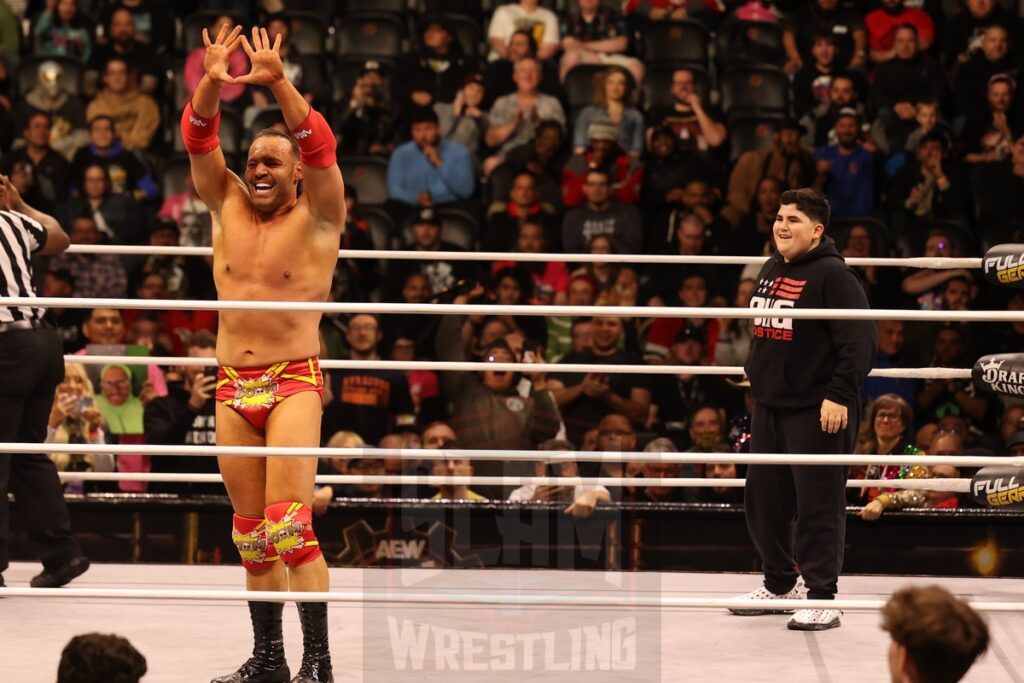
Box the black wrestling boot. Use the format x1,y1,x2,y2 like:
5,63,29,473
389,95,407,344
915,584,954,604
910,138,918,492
290,602,333,683
211,601,291,683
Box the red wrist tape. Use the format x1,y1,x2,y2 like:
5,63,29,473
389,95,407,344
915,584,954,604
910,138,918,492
291,107,336,169
180,101,221,155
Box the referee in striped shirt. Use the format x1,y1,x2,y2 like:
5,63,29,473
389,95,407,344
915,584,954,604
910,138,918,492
0,173,90,589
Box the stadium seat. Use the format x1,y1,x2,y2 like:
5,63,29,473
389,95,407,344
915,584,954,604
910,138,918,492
285,0,339,23
282,11,330,54
715,20,786,67
638,20,710,68
179,11,246,54
339,155,390,206
830,216,892,257
402,207,479,250
563,64,637,118
419,13,483,60
334,12,405,58
173,107,243,154
979,220,1024,255
359,206,398,252
160,155,191,200
719,65,789,116
726,112,784,162
15,55,82,97
345,0,408,14
641,63,711,111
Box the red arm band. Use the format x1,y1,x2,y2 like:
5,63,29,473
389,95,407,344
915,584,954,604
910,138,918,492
291,106,337,169
180,101,221,155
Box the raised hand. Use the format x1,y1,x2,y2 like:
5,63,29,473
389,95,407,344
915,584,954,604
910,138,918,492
236,27,285,86
203,23,244,84
0,173,25,212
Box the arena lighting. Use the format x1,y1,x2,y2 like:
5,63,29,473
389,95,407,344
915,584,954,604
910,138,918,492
971,539,1000,577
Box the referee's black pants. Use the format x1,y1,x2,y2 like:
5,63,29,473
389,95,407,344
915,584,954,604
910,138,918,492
0,325,82,575
744,403,856,600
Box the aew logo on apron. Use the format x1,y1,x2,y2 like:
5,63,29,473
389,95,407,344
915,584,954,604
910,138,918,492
750,277,807,341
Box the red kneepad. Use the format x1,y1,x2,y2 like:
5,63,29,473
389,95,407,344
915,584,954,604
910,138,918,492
231,514,279,573
264,502,322,567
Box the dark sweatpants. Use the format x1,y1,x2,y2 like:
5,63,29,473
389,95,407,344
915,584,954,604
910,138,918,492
744,403,856,600
0,326,81,574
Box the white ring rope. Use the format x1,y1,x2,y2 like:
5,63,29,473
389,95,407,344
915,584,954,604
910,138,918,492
5,296,1022,322
6,443,1019,469
54,471,972,492
61,355,973,380
63,244,984,269
0,586,1018,611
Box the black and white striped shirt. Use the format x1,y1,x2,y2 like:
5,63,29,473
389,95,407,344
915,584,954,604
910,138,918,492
0,209,48,323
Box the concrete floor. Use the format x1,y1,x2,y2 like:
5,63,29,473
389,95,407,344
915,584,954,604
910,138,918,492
1,563,1022,683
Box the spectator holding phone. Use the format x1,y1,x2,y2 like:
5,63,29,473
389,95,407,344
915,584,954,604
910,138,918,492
143,331,219,496
47,362,114,493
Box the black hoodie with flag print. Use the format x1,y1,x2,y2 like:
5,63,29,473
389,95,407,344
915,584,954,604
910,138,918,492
744,235,877,409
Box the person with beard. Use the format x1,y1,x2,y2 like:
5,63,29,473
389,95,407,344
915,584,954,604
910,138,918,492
639,126,723,230
953,25,1019,125
394,17,470,119
321,313,415,448
870,25,946,152
379,272,440,360
436,322,561,498
961,75,1024,164
731,188,875,631
386,106,476,209
483,170,560,252
644,67,726,154
86,8,162,96
721,119,815,228
800,74,864,151
945,0,1020,67
864,0,934,64
814,109,877,217
547,316,651,447
501,120,570,205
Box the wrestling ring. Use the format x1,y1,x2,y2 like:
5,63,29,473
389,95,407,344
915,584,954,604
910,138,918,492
2,246,1024,682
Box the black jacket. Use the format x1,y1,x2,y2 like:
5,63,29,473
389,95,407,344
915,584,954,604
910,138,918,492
744,236,876,409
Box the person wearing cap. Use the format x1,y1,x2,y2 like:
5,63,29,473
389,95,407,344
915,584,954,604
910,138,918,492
562,118,643,208
722,118,815,228
395,17,471,112
813,107,877,217
645,67,726,153
961,74,1024,165
385,207,476,300
386,106,476,208
335,60,396,157
561,167,642,254
573,66,644,157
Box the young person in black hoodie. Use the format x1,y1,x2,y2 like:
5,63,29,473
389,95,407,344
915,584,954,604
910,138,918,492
729,188,876,631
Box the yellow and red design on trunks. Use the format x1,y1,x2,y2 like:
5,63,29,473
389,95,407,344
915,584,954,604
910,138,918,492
216,357,323,430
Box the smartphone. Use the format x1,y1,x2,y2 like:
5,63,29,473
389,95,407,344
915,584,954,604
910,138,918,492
203,366,219,380
77,395,94,412
522,350,535,364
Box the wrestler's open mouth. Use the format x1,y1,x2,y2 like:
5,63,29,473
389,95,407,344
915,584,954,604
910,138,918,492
254,182,274,195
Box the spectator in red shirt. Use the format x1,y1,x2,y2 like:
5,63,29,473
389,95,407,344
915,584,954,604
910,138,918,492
865,0,934,63
562,119,643,208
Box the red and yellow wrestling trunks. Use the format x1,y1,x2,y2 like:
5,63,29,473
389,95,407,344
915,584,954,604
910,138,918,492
216,357,323,430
